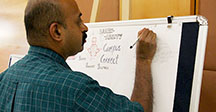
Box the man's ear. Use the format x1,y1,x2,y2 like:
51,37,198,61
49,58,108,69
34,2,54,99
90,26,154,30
49,22,63,42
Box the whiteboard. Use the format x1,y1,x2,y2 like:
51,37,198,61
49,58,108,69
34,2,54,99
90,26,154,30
67,16,208,112
9,16,208,112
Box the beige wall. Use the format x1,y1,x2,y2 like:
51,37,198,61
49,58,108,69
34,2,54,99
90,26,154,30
76,0,94,23
0,0,29,72
96,0,119,22
198,0,216,111
130,0,194,19
199,70,216,112
77,0,119,22
200,0,216,70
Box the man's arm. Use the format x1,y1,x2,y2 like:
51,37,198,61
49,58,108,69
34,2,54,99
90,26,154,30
131,28,157,112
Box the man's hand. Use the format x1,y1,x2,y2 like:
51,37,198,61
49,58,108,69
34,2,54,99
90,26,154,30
136,28,157,60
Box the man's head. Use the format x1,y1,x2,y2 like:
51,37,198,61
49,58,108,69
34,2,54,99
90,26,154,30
24,0,88,59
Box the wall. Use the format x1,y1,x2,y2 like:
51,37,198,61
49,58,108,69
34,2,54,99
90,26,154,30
199,70,216,112
199,0,216,70
76,0,119,22
198,0,216,111
76,0,94,23
130,0,193,19
0,0,28,72
96,0,119,22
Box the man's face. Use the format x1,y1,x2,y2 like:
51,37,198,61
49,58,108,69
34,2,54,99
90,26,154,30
61,0,88,56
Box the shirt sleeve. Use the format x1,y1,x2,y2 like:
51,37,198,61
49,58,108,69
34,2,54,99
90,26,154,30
73,77,144,112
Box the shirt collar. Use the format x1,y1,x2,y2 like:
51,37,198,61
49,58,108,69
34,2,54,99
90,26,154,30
28,46,71,70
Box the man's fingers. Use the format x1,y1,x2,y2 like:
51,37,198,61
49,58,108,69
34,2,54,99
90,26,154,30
138,28,146,36
144,30,153,42
151,33,157,45
139,28,149,39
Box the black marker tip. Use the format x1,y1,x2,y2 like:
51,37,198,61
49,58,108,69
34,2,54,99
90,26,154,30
130,46,133,49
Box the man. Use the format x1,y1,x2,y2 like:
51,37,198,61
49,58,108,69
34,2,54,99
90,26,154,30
0,0,156,111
